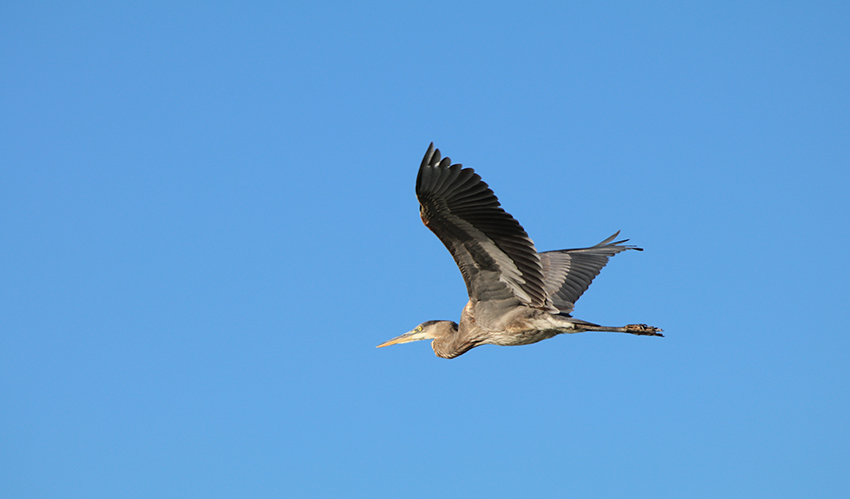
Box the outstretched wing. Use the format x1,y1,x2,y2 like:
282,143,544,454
539,232,640,314
416,143,552,315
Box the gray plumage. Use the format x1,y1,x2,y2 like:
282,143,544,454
539,232,636,315
377,144,662,358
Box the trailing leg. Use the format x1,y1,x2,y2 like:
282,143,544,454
578,323,664,337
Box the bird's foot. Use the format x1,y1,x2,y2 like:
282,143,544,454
625,324,664,337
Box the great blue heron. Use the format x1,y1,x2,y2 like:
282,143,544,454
378,144,663,359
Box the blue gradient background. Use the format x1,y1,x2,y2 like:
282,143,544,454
2,2,848,497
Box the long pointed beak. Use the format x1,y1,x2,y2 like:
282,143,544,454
376,334,410,348
376,328,431,348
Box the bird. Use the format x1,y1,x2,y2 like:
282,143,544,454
377,143,663,359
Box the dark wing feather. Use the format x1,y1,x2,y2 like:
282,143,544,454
539,232,640,314
416,143,551,312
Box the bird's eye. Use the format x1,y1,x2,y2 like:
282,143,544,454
417,326,422,331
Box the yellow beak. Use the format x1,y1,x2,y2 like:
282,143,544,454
376,328,433,348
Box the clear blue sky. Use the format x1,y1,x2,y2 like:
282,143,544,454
2,1,848,497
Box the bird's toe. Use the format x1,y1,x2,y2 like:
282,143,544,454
626,324,664,337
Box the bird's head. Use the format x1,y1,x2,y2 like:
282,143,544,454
377,320,444,347
377,320,461,358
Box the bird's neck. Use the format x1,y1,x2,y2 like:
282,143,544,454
425,321,460,359
432,320,483,359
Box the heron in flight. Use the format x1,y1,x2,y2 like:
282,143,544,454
378,144,662,359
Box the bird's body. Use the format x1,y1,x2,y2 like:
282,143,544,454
378,144,662,359
428,305,571,359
